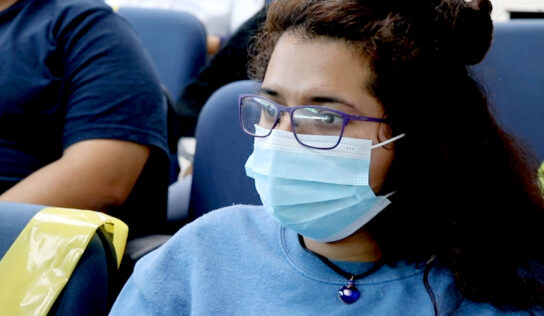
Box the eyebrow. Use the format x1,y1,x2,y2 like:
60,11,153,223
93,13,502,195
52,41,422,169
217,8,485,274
259,87,357,109
259,87,278,97
310,96,355,108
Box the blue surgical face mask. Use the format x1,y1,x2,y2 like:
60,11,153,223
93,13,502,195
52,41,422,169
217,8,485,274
245,128,405,242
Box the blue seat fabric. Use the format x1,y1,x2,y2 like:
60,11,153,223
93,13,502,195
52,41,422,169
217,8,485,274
117,7,207,101
188,80,262,220
473,20,544,160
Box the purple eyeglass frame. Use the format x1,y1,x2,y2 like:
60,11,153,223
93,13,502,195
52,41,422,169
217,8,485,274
238,94,387,149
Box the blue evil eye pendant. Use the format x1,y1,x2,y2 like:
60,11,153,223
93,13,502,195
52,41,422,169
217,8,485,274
337,278,361,304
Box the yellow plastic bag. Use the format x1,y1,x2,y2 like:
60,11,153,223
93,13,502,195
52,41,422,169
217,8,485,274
0,207,128,316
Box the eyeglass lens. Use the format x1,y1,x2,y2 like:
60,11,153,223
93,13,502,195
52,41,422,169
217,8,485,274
240,96,344,148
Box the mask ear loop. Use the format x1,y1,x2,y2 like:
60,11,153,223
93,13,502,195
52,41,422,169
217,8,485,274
371,133,406,149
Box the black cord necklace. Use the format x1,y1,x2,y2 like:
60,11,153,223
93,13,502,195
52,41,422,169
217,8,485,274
298,234,384,304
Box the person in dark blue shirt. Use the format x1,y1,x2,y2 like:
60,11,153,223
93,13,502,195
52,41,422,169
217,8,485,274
0,0,170,239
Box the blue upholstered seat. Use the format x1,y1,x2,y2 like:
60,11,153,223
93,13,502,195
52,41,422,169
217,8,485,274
117,7,207,100
188,80,262,220
167,80,261,222
473,20,544,160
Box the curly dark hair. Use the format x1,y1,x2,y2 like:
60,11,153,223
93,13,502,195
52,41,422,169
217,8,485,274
249,0,544,312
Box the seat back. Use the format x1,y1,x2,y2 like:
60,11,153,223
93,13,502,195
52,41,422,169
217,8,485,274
117,7,207,100
473,20,544,160
0,202,121,315
188,80,261,220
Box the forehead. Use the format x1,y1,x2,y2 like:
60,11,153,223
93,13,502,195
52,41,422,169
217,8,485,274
262,32,371,96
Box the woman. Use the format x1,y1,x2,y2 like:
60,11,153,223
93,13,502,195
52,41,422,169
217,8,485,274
111,0,544,314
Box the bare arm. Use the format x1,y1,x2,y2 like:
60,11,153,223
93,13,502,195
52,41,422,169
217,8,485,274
0,139,150,211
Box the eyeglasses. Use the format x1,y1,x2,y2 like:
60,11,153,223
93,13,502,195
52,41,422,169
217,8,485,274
238,94,388,149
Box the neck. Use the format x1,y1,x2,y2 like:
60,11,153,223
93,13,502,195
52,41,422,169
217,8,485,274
303,229,382,262
0,0,18,11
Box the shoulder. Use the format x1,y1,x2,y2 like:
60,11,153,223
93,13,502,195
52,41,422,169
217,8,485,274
48,0,114,18
189,204,269,228
16,0,133,51
135,205,273,272
52,0,129,40
7,0,120,38
173,205,271,246
21,0,115,24
25,0,137,45
139,205,271,264
117,205,272,311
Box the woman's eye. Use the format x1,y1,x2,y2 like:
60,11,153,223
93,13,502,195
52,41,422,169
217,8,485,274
264,104,274,114
321,113,335,123
317,111,343,126
256,99,276,117
263,104,277,118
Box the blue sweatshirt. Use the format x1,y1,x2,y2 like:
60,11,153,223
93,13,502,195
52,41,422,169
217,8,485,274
111,205,531,315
